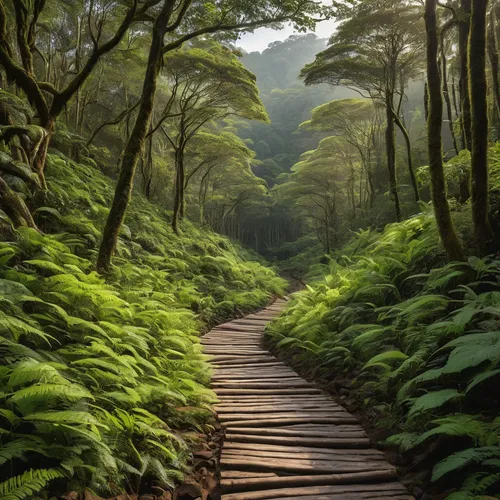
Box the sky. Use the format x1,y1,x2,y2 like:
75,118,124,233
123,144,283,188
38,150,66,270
237,18,338,53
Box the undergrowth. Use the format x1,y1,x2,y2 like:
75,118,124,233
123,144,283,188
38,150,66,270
266,207,500,500
0,152,286,500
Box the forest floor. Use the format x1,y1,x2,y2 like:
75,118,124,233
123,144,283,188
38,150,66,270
202,301,412,500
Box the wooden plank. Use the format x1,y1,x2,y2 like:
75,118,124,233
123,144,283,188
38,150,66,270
221,457,394,474
221,470,399,494
221,427,367,438
223,417,359,427
216,405,347,414
221,448,385,462
219,411,353,421
212,365,289,370
222,471,278,479
221,483,410,500
222,442,385,457
215,404,343,412
213,381,315,389
225,433,369,447
215,388,323,395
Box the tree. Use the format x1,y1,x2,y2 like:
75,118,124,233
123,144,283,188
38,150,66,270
183,131,255,223
276,136,364,252
425,0,466,261
0,0,152,188
299,98,380,208
469,0,496,255
459,0,473,151
158,42,268,233
96,0,331,273
301,0,425,220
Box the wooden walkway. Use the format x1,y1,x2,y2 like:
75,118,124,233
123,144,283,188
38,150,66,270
202,300,413,500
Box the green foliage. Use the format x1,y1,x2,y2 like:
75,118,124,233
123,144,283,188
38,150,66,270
266,209,500,498
0,152,285,499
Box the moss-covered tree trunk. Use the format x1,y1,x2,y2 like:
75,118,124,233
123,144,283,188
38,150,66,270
459,0,473,151
392,110,420,202
385,93,401,221
487,7,500,140
440,47,459,154
425,0,467,262
97,1,174,273
172,146,185,234
469,0,496,255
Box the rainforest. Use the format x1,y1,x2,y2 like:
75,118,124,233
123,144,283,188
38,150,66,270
1,1,500,500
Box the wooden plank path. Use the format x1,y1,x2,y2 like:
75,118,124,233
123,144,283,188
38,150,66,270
202,300,413,500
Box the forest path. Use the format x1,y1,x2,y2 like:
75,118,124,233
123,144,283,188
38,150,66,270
201,300,413,500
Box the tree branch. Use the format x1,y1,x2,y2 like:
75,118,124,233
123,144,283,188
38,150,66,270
50,0,140,118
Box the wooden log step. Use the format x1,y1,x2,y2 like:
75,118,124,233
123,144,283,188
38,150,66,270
221,427,367,438
275,494,412,500
212,376,300,382
221,448,384,462
227,321,265,325
212,375,304,387
211,373,298,380
215,396,330,402
212,326,264,332
215,404,342,413
212,358,278,366
224,417,358,427
221,470,399,494
212,381,315,389
220,457,393,475
215,388,323,395
223,471,278,479
225,433,370,447
221,483,410,500
222,442,385,457
218,411,353,421
213,365,289,371
215,403,344,412
207,351,270,356
212,367,296,372
205,333,263,339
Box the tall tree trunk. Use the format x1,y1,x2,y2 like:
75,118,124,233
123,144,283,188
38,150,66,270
172,146,183,233
487,7,500,140
469,0,496,255
424,81,429,121
97,1,173,273
440,47,459,154
144,123,153,199
392,110,420,202
459,0,473,151
385,95,401,221
425,0,467,262
451,75,460,118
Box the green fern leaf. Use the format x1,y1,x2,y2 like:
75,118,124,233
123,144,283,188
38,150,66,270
0,468,65,500
432,446,500,482
408,389,463,417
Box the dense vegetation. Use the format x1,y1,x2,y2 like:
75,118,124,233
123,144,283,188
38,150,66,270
3,0,500,498
264,1,500,499
0,151,285,499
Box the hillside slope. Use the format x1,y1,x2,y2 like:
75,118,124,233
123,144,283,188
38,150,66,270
0,152,286,499
266,210,500,498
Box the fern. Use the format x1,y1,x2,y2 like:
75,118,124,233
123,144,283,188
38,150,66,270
0,468,65,500
432,447,500,482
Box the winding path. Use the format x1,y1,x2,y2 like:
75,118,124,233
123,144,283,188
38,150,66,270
202,300,413,500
